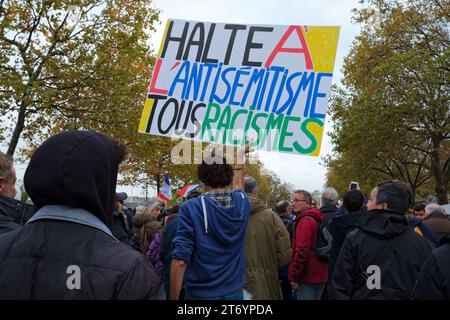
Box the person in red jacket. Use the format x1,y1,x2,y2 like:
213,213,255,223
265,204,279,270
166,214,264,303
289,190,328,300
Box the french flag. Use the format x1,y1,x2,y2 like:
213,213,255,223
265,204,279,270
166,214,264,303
157,173,172,203
177,183,203,198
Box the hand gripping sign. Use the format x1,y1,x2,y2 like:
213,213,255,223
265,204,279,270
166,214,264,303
139,20,339,157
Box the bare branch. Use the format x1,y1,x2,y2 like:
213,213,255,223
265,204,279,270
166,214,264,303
405,143,431,154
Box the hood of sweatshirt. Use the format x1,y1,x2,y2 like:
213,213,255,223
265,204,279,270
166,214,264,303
358,209,409,240
199,190,250,246
331,209,367,233
24,131,120,228
295,206,323,222
248,195,266,215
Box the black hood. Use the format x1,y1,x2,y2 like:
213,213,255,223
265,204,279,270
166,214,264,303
332,209,366,233
320,205,338,213
359,209,409,239
24,131,120,227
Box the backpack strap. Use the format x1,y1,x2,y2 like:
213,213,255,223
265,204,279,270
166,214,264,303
292,214,321,244
302,214,322,236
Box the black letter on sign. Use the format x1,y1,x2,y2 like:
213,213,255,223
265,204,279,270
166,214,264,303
161,21,189,60
224,24,247,65
158,98,180,134
202,23,218,63
243,26,274,67
146,94,167,133
189,102,206,138
183,23,205,62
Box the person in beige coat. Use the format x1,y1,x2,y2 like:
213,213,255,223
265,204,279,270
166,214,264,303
243,177,292,300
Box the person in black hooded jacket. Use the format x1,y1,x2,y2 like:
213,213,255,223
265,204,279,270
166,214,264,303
330,181,434,300
413,232,450,300
327,190,367,278
0,131,164,299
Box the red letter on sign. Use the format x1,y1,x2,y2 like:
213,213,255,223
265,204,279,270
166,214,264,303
149,58,168,95
265,26,313,69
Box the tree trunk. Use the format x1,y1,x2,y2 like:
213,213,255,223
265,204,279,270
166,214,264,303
7,103,27,156
430,138,449,204
156,174,161,194
410,186,416,206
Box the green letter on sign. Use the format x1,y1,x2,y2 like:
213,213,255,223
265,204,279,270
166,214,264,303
293,118,323,154
201,103,221,142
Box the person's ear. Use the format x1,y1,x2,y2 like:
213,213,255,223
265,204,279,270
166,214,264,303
381,202,389,211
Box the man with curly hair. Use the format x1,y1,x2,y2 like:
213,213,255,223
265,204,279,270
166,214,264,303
170,146,252,300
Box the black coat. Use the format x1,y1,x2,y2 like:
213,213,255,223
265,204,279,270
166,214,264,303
327,210,366,277
0,219,164,299
330,210,434,300
279,215,295,242
0,131,163,299
320,205,337,226
413,233,450,300
112,210,132,245
0,195,35,235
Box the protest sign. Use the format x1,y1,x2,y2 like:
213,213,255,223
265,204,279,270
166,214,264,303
139,19,339,156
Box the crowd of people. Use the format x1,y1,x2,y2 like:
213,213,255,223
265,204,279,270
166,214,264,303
0,130,449,300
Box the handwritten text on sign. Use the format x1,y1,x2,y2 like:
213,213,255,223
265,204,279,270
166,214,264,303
139,20,339,156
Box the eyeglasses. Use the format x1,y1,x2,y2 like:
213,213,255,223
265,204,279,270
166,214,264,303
291,199,307,203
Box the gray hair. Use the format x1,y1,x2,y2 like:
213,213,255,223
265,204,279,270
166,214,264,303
146,197,163,212
321,187,339,207
244,176,258,195
425,203,444,217
0,152,14,184
293,190,313,206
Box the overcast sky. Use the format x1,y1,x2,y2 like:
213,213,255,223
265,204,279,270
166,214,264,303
12,0,363,200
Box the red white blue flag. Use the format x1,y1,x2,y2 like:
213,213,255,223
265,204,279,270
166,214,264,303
177,183,203,198
157,173,172,203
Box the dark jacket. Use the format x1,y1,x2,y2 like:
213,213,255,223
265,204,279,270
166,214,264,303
423,212,450,243
320,205,338,226
0,195,35,235
330,210,434,300
279,215,295,242
160,215,179,295
288,206,328,285
333,205,347,219
172,190,251,298
409,217,439,245
413,233,450,300
0,131,163,299
244,196,292,300
327,209,366,277
112,210,132,245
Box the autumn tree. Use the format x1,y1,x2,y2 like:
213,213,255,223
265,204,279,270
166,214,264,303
327,0,449,204
120,138,199,194
0,0,159,155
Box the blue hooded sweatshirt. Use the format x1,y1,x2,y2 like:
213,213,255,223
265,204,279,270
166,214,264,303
171,189,251,298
